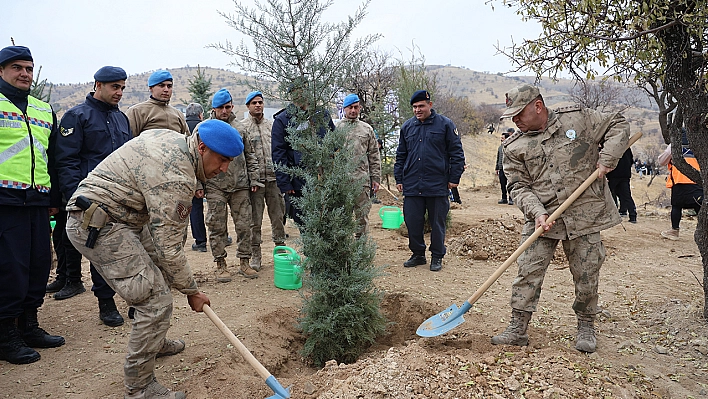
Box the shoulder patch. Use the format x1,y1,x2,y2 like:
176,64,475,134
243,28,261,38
60,126,74,137
554,104,582,114
502,130,523,147
175,201,192,221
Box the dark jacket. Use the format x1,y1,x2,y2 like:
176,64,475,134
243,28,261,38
54,93,132,201
606,148,634,180
0,78,58,207
394,109,466,197
186,115,201,134
271,104,335,193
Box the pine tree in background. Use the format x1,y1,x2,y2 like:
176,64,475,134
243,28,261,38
214,0,386,366
30,65,52,103
184,64,213,111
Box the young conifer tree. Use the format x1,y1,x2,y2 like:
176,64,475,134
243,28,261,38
214,0,386,366
184,64,213,112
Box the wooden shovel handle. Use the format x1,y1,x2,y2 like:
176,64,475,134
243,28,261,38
203,304,272,380
464,132,642,306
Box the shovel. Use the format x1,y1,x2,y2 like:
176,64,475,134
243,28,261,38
417,132,642,337
203,305,291,399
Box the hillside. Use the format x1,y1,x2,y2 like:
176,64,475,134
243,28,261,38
46,64,664,161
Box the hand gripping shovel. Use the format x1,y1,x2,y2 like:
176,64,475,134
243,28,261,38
416,132,642,337
203,305,291,399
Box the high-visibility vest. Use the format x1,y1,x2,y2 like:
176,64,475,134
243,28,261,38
666,147,700,188
0,93,52,193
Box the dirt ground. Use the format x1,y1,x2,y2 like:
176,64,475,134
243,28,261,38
1,178,707,398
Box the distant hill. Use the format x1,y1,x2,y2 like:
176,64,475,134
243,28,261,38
46,64,664,161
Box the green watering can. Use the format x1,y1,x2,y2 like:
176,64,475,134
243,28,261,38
273,246,302,290
379,206,404,229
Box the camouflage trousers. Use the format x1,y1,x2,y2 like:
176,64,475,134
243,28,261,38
65,213,173,393
206,189,252,260
511,232,605,316
249,180,286,250
354,186,372,237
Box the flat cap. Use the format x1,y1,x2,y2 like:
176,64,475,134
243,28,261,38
500,84,540,120
212,88,232,108
342,93,360,108
245,90,262,105
0,46,33,66
147,70,173,87
94,66,127,82
199,119,244,158
410,90,430,105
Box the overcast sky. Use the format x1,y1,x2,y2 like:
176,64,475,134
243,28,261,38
3,0,541,84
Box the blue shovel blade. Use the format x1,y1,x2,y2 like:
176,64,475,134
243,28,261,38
416,303,468,337
265,376,291,398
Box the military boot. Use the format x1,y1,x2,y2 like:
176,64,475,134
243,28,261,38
238,258,259,279
18,308,65,348
125,377,186,399
249,246,262,271
0,318,40,364
46,277,66,293
215,258,231,283
156,338,185,358
576,314,597,353
491,309,532,346
53,280,86,300
98,297,125,327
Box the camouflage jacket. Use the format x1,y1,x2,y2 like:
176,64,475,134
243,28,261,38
241,114,275,182
67,129,204,295
197,112,261,193
336,118,382,186
126,97,189,137
503,105,629,240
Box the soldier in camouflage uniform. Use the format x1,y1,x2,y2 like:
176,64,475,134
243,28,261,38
65,120,243,399
335,94,381,237
493,84,629,353
199,89,261,281
241,91,286,271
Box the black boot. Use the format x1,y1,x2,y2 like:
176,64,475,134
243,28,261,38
403,254,427,268
430,257,443,272
0,318,40,364
53,280,85,300
99,298,124,327
46,278,66,293
18,309,65,348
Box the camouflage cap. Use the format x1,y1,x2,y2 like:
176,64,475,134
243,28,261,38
500,84,540,120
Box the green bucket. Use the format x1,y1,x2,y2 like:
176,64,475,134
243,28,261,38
273,246,302,290
379,206,404,229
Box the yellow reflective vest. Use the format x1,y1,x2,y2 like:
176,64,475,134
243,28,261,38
0,94,52,192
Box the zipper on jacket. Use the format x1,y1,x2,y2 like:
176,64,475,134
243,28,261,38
23,113,36,189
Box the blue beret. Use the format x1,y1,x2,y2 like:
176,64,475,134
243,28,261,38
199,119,244,158
410,90,431,105
0,46,33,66
212,88,232,108
342,93,360,108
147,70,173,87
245,91,263,105
94,66,127,82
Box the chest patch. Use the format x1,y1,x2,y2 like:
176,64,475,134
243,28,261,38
565,129,576,141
